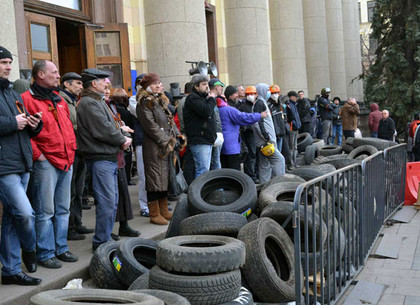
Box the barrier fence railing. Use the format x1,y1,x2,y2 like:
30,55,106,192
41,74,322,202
293,145,407,305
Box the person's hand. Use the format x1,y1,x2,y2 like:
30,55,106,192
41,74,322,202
261,111,268,119
16,114,28,130
121,125,134,133
208,91,216,98
27,112,42,129
121,136,132,150
38,153,47,161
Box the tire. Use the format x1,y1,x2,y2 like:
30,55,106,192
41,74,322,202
290,164,336,181
89,241,125,290
179,212,247,237
128,272,150,291
261,174,306,191
319,145,343,156
132,289,191,305
247,213,259,222
348,145,378,159
260,202,328,276
345,137,354,146
188,169,257,216
297,132,314,153
304,144,319,165
296,154,306,166
327,158,362,169
237,218,303,303
156,235,245,274
149,266,241,305
166,194,191,238
113,238,158,288
30,289,163,305
258,182,302,211
341,144,353,154
352,137,397,150
313,139,325,148
220,287,254,305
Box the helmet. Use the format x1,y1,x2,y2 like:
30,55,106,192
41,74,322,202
245,86,257,95
269,84,281,93
321,87,331,95
260,142,275,156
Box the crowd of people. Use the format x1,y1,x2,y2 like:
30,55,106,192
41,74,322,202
0,43,404,286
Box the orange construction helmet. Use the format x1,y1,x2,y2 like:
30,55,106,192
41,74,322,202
245,86,257,95
270,84,281,93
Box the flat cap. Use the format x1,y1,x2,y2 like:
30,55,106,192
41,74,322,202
61,72,82,84
81,68,109,83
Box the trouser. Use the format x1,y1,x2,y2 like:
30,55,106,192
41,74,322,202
189,144,213,179
242,131,258,182
135,146,148,212
288,130,298,167
183,146,195,185
211,146,222,170
343,130,355,139
258,149,286,183
221,154,241,171
299,122,311,134
332,125,343,145
322,119,333,145
69,154,86,232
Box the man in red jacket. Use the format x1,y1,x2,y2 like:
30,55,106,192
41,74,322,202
22,60,77,269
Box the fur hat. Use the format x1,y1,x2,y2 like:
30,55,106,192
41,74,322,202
139,73,161,89
191,74,209,86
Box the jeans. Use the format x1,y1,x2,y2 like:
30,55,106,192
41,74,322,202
322,119,333,145
332,124,343,145
276,137,283,153
0,173,36,276
86,160,119,247
189,144,213,179
135,146,148,211
371,131,378,138
258,148,286,183
69,154,86,232
28,160,72,262
211,146,222,170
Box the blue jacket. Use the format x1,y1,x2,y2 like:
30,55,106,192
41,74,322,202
0,79,42,175
217,98,261,155
286,99,302,131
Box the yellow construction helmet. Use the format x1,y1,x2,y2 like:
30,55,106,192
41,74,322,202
260,142,275,156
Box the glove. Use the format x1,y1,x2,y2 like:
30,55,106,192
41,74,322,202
213,132,224,147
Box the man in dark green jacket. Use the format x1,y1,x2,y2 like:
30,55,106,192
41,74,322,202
0,46,43,285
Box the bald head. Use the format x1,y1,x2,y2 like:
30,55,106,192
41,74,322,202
382,109,389,119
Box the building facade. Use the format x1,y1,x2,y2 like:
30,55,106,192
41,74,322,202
1,0,364,101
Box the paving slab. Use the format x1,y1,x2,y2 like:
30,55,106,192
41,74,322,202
405,296,420,305
391,207,417,223
343,280,386,305
374,234,401,259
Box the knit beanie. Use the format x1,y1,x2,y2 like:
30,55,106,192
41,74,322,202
224,85,238,100
0,46,13,60
139,73,161,89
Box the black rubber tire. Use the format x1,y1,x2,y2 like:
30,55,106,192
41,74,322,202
131,289,191,305
312,154,349,165
261,174,306,192
260,202,328,276
30,289,163,305
297,132,314,153
166,194,191,238
89,241,125,290
304,144,320,165
179,212,248,237
313,139,325,148
188,169,257,216
348,145,378,159
296,154,306,166
128,272,150,291
290,164,336,181
220,287,254,305
247,213,259,222
345,137,354,146
149,266,241,305
113,238,158,288
319,145,343,156
341,144,353,154
237,218,303,303
352,137,397,150
156,235,245,274
258,182,302,211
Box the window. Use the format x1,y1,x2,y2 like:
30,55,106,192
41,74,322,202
38,0,81,10
367,1,376,23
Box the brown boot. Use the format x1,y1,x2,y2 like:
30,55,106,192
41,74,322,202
158,197,173,220
148,201,168,225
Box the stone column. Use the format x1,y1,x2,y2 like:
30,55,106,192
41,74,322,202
325,0,348,99
269,0,308,94
353,0,364,101
144,0,209,88
0,0,20,81
302,0,331,100
224,0,272,87
342,0,363,101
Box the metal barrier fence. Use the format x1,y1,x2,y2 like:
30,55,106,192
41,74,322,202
293,144,407,305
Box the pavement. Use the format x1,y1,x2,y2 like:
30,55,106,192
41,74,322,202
336,205,420,305
0,175,170,305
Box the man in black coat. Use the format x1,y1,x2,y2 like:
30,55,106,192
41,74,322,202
318,87,337,144
378,109,396,141
0,46,43,285
297,90,311,134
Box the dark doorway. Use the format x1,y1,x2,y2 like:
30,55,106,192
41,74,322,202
205,3,218,67
56,19,83,75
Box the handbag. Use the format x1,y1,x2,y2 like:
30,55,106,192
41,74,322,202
168,152,188,198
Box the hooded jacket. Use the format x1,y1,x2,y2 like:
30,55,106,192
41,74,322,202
369,103,382,132
252,83,277,147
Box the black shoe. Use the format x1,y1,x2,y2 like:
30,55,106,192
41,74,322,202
82,203,91,210
75,225,94,234
67,231,86,241
22,251,37,273
111,233,120,241
119,226,141,237
57,251,78,262
39,257,62,269
2,272,41,286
